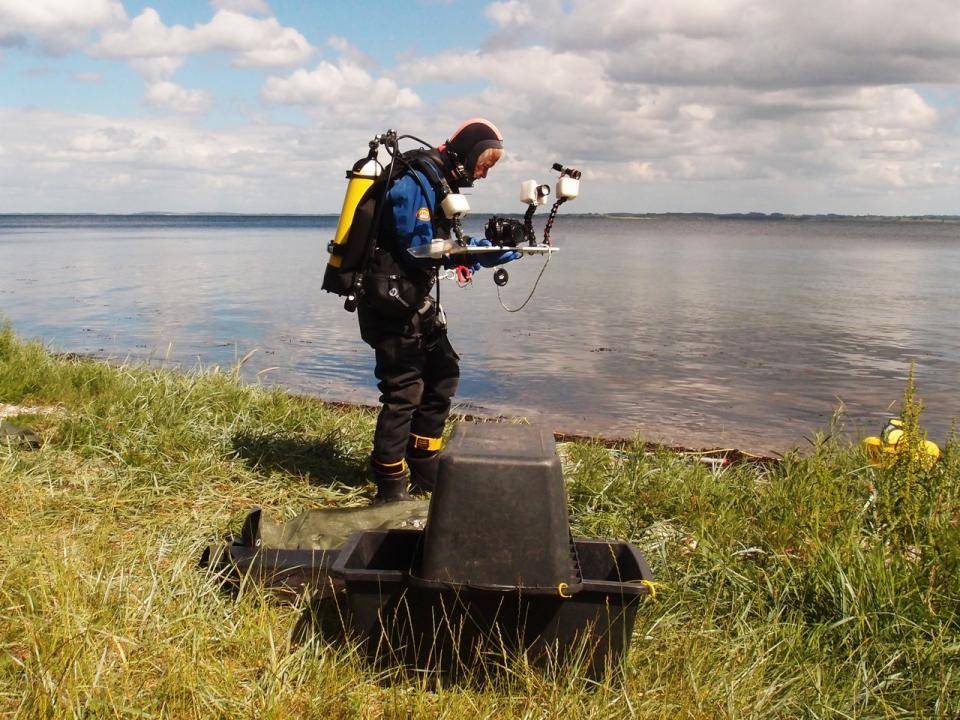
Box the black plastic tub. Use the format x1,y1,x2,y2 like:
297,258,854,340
201,544,340,598
419,423,582,593
329,528,654,679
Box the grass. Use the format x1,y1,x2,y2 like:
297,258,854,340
1,324,958,718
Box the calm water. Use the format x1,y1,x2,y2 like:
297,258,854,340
1,214,958,453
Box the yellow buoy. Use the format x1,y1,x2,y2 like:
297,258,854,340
863,417,940,469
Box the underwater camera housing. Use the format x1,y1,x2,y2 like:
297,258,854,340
481,163,581,294
483,163,580,249
483,176,554,248
484,216,533,247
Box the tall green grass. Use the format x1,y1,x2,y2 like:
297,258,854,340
1,325,957,718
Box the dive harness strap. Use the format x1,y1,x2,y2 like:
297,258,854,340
360,151,448,279
339,139,454,311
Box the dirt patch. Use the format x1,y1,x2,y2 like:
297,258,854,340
0,403,59,419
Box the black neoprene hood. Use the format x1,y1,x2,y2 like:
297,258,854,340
442,118,503,184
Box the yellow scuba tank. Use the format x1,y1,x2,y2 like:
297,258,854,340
327,156,381,269
321,130,437,308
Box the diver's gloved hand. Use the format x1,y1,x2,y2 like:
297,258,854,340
468,237,522,268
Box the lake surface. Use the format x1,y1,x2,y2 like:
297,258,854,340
1,213,958,453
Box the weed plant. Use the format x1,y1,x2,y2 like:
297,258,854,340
1,325,957,718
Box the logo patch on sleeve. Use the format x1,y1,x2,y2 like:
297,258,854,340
416,207,431,221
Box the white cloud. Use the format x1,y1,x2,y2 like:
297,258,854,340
219,11,313,67
0,104,527,213
0,107,393,213
395,46,618,124
327,35,375,69
538,0,960,88
70,129,126,153
263,59,421,111
486,1,535,27
0,0,127,52
626,161,661,181
94,8,313,68
381,0,960,213
145,81,213,114
2,0,960,214
86,5,314,115
211,0,272,16
95,172,134,188
129,56,185,82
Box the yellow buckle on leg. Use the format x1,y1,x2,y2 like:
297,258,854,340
410,434,443,452
372,458,407,477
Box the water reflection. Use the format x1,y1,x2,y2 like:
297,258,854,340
1,215,958,453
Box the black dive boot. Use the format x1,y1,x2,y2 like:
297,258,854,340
407,449,440,495
370,458,413,505
373,476,413,504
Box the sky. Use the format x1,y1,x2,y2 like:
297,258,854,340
1,0,959,215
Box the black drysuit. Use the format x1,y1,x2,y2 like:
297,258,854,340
357,156,460,491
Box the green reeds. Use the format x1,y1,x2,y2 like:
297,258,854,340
1,324,958,718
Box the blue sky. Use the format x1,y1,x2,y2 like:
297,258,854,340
2,0,959,214
1,2,491,118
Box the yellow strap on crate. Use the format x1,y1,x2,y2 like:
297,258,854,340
639,580,663,598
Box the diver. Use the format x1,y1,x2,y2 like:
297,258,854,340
357,118,521,503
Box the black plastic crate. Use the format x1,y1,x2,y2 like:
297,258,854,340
418,423,581,593
201,544,340,599
329,528,654,679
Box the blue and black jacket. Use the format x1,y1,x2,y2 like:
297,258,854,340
378,156,458,268
360,152,458,317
